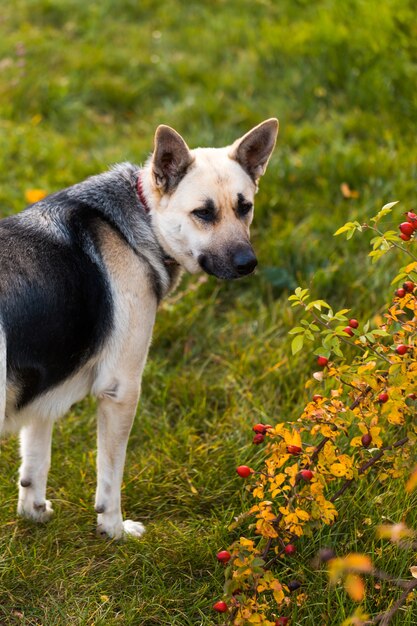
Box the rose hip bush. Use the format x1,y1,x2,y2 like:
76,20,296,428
213,203,417,625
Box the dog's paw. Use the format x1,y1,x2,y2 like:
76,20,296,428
96,514,145,540
17,498,54,523
123,519,146,539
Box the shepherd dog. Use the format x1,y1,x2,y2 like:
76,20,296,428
0,118,278,538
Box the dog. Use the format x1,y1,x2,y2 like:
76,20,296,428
0,118,278,538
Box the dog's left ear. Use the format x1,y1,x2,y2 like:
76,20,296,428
152,125,194,193
229,118,279,183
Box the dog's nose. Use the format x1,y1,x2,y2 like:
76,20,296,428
233,249,258,275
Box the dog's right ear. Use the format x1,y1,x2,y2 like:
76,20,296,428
229,118,279,183
152,125,194,193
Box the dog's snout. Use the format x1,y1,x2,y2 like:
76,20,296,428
233,249,258,276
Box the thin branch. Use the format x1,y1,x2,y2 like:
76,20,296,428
371,579,417,625
330,437,409,503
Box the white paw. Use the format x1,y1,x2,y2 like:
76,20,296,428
123,519,146,538
18,498,54,523
97,513,145,540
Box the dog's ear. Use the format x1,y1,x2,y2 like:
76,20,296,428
152,125,194,192
230,118,279,183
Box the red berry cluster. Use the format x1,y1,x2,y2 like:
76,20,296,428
343,318,359,337
399,212,417,241
395,280,414,298
252,423,272,444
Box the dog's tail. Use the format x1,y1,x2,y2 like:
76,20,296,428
0,318,6,432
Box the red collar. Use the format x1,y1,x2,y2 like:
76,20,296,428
137,175,150,213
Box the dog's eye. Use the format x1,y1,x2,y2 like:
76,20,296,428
236,193,253,218
238,202,253,217
192,207,216,222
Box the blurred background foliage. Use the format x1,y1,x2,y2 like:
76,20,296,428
0,1,417,624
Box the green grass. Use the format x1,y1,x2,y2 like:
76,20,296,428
1,0,417,624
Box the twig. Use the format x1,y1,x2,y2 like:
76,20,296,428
370,579,417,625
330,437,409,503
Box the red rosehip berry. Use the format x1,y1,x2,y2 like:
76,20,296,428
403,281,414,293
400,233,411,241
378,392,389,403
312,394,323,402
407,393,417,400
400,222,414,237
343,326,354,336
406,211,417,225
275,618,289,626
395,288,406,297
396,344,409,355
317,356,328,367
300,469,313,481
216,550,231,564
253,423,267,434
286,445,302,455
213,600,228,613
361,433,372,448
348,318,359,329
253,433,265,444
236,465,252,478
284,544,297,555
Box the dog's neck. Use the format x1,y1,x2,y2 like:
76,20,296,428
137,167,183,274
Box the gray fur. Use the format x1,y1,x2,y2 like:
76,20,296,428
0,319,5,431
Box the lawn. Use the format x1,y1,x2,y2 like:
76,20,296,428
0,0,417,624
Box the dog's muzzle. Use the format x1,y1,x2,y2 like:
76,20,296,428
198,245,258,279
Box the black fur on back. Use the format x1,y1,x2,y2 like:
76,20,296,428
0,163,169,409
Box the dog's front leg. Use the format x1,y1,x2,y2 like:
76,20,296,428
95,387,145,540
18,420,54,522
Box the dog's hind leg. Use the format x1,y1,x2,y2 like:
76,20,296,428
17,419,54,522
0,319,6,433
95,383,145,540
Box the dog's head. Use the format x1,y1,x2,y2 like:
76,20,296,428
145,118,278,279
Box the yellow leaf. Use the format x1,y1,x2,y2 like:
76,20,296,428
283,429,302,447
357,361,376,374
295,508,310,521
344,574,365,602
25,189,47,204
406,467,417,492
330,462,347,477
405,261,417,273
343,554,373,573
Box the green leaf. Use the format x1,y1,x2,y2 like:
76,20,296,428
305,299,331,311
291,334,304,355
370,202,398,224
288,327,304,335
382,200,399,211
304,330,315,341
334,222,356,236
